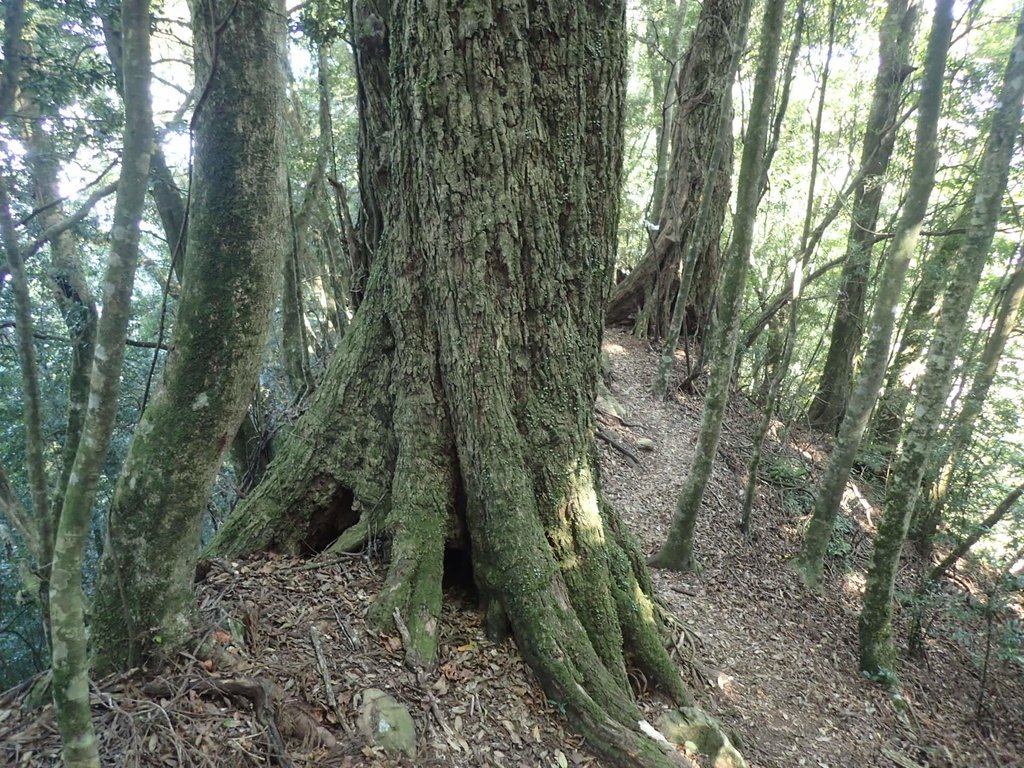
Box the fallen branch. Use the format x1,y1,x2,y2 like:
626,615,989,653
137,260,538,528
596,426,641,467
309,624,349,732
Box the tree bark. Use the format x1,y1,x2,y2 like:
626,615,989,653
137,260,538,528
605,0,739,342
915,256,1024,551
859,3,1024,679
806,0,917,433
211,3,691,764
648,0,785,572
647,0,689,222
47,0,153,761
20,97,100,544
871,211,964,448
91,0,288,672
792,0,951,591
100,10,188,278
740,0,837,536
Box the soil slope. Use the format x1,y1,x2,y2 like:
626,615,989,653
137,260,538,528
1,329,1021,767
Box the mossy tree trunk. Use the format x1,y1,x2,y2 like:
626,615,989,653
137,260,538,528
647,0,786,572
0,0,53,613
605,0,738,343
652,72,735,400
100,9,188,280
858,4,1024,680
646,0,689,223
915,256,1024,552
792,0,952,591
5,84,102,644
46,0,154,760
22,108,99,537
739,0,837,536
870,222,960,448
806,0,917,434
211,3,691,765
91,0,288,672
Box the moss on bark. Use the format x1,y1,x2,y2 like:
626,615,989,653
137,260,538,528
91,0,289,672
859,2,1024,678
649,0,783,573
794,0,952,593
606,0,738,343
210,2,691,764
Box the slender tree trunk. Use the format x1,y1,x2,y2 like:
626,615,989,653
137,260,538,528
210,4,694,764
926,482,1024,584
871,218,961,446
759,0,805,199
605,0,740,342
740,0,837,536
648,0,786,572
859,5,1024,679
0,0,53,643
101,11,188,278
807,0,917,433
0,180,51,572
47,0,153,761
91,0,288,672
283,193,315,397
915,256,1024,551
20,100,99,538
647,0,689,221
792,0,951,591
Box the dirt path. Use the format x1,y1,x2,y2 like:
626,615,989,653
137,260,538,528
599,329,1024,768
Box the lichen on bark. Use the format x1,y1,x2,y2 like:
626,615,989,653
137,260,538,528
91,0,290,672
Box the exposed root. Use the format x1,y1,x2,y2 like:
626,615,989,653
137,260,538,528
208,288,395,559
327,516,368,553
141,677,305,767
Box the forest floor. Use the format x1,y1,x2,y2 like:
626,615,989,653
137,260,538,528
2,328,1023,767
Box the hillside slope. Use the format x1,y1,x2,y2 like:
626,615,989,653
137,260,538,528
1,329,1021,767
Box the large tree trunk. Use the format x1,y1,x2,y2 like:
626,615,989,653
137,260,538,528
605,0,738,342
211,3,689,765
91,0,288,672
791,0,952,591
806,0,917,433
858,4,1024,680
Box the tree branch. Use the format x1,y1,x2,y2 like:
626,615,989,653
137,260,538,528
0,321,168,349
929,481,1024,583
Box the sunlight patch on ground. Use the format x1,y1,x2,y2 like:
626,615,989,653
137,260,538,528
842,572,866,597
605,343,628,356
843,483,878,529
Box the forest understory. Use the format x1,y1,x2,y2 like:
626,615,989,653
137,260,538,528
2,329,1021,768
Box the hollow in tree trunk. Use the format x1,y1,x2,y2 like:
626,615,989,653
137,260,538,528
210,3,689,765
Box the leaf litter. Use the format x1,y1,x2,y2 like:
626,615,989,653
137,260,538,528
1,328,1021,767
